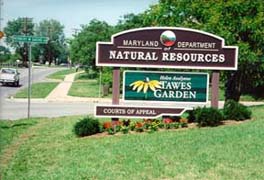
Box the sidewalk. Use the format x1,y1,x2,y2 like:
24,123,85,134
45,71,111,103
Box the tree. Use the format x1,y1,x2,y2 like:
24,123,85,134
4,17,34,66
116,13,146,31
34,19,66,65
0,46,11,63
142,0,264,101
69,19,114,70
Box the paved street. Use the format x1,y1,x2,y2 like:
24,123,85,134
0,67,69,120
2,100,96,120
1,66,264,120
0,67,63,100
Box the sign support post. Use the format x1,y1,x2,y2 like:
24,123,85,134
211,71,220,108
112,67,120,121
27,44,32,119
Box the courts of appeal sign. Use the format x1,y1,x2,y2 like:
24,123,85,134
96,27,238,70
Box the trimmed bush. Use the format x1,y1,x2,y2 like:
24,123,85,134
74,117,100,137
194,107,223,127
186,110,196,123
223,100,252,120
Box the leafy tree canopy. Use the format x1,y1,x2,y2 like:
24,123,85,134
34,19,67,64
69,19,114,69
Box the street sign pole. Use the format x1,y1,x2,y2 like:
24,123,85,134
12,35,48,119
28,44,32,119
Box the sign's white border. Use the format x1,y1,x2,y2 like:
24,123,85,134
96,27,238,71
94,104,192,119
122,70,210,105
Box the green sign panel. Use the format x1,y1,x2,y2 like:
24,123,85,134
123,71,209,103
13,35,49,44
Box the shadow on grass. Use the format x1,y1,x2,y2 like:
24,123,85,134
0,122,37,129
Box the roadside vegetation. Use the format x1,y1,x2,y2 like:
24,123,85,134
208,86,261,101
47,68,76,80
0,105,263,179
14,82,59,98
69,72,112,98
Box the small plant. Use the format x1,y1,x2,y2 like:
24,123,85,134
223,100,252,120
172,122,180,129
129,122,136,131
121,126,130,134
103,122,112,129
158,122,165,129
107,127,115,135
180,122,188,128
135,122,144,132
74,116,100,137
194,107,223,127
186,110,196,123
149,121,159,132
163,117,173,124
122,119,131,126
103,120,122,135
163,117,173,129
179,118,188,128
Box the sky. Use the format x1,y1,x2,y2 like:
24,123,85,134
2,0,158,38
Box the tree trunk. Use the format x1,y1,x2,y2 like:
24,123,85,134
224,71,242,102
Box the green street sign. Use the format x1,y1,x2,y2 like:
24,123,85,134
13,35,49,44
123,71,209,104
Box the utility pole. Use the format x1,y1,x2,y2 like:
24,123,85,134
0,0,3,31
47,26,52,66
0,0,4,43
22,17,33,119
22,17,31,66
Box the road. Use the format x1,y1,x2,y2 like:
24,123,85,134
2,100,95,120
0,67,63,100
0,67,91,120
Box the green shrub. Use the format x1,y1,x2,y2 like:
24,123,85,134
194,107,223,127
74,117,100,137
223,100,252,120
186,110,196,123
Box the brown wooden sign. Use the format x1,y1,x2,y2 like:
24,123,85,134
95,105,190,119
96,27,238,70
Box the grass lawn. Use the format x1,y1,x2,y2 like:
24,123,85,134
14,82,59,98
68,79,112,98
0,106,264,179
0,118,39,156
209,86,259,101
47,68,76,80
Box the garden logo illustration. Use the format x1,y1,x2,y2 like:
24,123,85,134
130,77,161,93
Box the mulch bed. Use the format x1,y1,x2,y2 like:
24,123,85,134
81,119,252,139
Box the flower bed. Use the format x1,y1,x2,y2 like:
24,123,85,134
102,117,189,135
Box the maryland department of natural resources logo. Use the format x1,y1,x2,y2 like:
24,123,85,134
160,30,176,47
